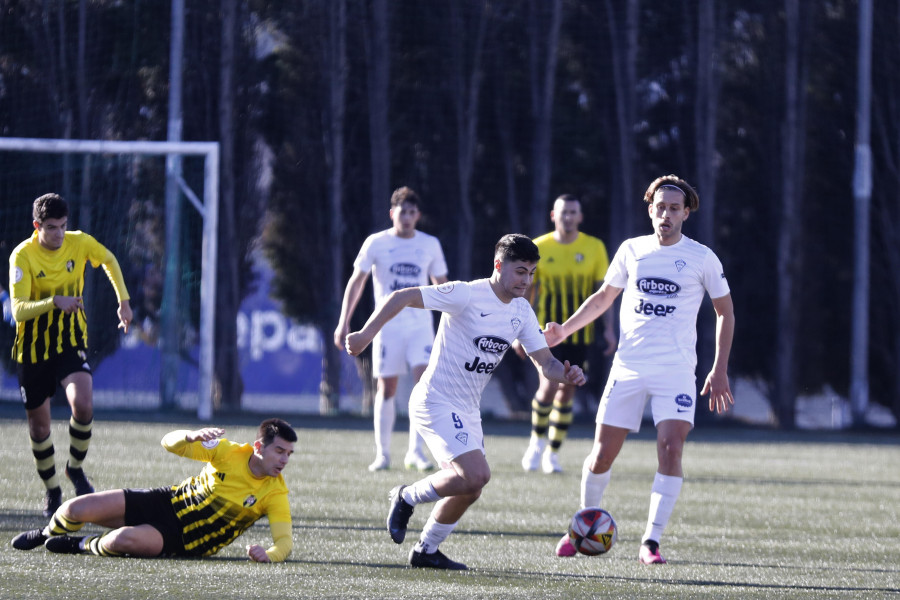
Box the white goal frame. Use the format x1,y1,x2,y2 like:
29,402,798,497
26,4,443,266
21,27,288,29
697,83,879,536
0,137,219,420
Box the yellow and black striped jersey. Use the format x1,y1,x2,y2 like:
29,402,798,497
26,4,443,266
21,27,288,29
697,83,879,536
9,230,129,364
162,432,292,561
532,232,610,345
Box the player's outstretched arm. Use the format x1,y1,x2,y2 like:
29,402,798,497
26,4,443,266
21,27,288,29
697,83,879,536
528,347,586,386
184,427,226,443
559,283,623,343
701,293,735,414
345,287,424,356
334,268,370,350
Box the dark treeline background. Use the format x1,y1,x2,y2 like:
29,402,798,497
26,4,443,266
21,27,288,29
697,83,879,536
1,0,899,427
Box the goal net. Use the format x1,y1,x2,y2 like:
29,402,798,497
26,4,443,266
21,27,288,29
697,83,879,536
0,137,218,418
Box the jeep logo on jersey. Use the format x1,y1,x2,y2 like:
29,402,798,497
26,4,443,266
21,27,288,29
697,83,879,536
637,277,680,297
390,263,421,276
473,336,510,354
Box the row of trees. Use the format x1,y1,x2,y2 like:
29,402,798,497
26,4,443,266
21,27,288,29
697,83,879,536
1,1,899,426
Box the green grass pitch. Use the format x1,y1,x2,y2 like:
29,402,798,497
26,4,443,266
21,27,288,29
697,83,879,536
0,410,898,599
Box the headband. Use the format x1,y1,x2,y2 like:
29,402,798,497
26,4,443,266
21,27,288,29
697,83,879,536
656,184,686,197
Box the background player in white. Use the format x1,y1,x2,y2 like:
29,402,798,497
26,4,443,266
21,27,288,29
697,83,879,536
544,175,735,565
334,187,448,472
345,234,586,570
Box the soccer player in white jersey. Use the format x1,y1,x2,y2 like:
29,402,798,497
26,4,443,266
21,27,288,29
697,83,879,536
334,187,449,472
346,234,586,570
544,175,735,565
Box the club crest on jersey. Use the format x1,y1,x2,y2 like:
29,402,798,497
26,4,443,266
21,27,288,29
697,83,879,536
436,282,455,294
675,259,686,272
201,438,221,449
243,495,258,508
473,335,510,354
510,317,521,331
12,266,23,284
455,432,469,445
66,260,75,272
575,252,584,263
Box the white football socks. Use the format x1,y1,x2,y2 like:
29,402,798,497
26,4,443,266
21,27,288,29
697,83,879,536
373,392,395,459
642,472,683,544
581,456,612,508
414,515,457,554
401,479,441,506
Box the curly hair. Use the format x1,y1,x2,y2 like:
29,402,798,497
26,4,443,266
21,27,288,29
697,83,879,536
642,175,700,212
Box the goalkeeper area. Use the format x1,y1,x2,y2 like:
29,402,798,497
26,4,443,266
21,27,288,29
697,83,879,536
0,137,218,416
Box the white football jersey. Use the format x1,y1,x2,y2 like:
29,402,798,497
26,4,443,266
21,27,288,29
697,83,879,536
354,229,448,327
605,234,730,369
418,279,547,412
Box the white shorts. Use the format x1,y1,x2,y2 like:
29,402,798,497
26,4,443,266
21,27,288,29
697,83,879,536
596,362,697,432
408,383,485,467
373,318,435,378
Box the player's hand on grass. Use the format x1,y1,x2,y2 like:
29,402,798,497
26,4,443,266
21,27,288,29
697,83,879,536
185,427,225,443
563,360,586,386
701,370,734,414
247,544,270,562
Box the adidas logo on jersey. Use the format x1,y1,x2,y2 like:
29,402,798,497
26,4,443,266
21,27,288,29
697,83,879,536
36,271,46,278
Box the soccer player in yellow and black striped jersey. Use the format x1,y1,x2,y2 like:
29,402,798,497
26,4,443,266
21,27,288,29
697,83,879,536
11,418,297,562
9,193,132,517
520,195,617,474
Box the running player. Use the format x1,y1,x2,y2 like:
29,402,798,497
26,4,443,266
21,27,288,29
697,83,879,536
12,418,297,562
520,194,616,474
9,193,132,516
544,175,735,564
334,187,448,472
346,234,586,570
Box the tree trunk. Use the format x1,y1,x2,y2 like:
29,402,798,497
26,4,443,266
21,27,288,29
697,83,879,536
694,0,719,420
215,0,243,411
527,0,562,237
450,0,489,279
364,0,391,232
604,0,639,245
321,0,348,415
774,0,806,429
494,68,521,234
357,0,391,415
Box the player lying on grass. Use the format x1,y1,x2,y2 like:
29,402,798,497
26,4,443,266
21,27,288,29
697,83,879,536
12,418,297,562
345,233,587,570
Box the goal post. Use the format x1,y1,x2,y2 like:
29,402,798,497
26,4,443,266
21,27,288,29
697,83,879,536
0,137,219,420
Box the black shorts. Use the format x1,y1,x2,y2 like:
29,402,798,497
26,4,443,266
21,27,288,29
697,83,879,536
551,342,589,373
17,347,92,410
123,487,187,556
